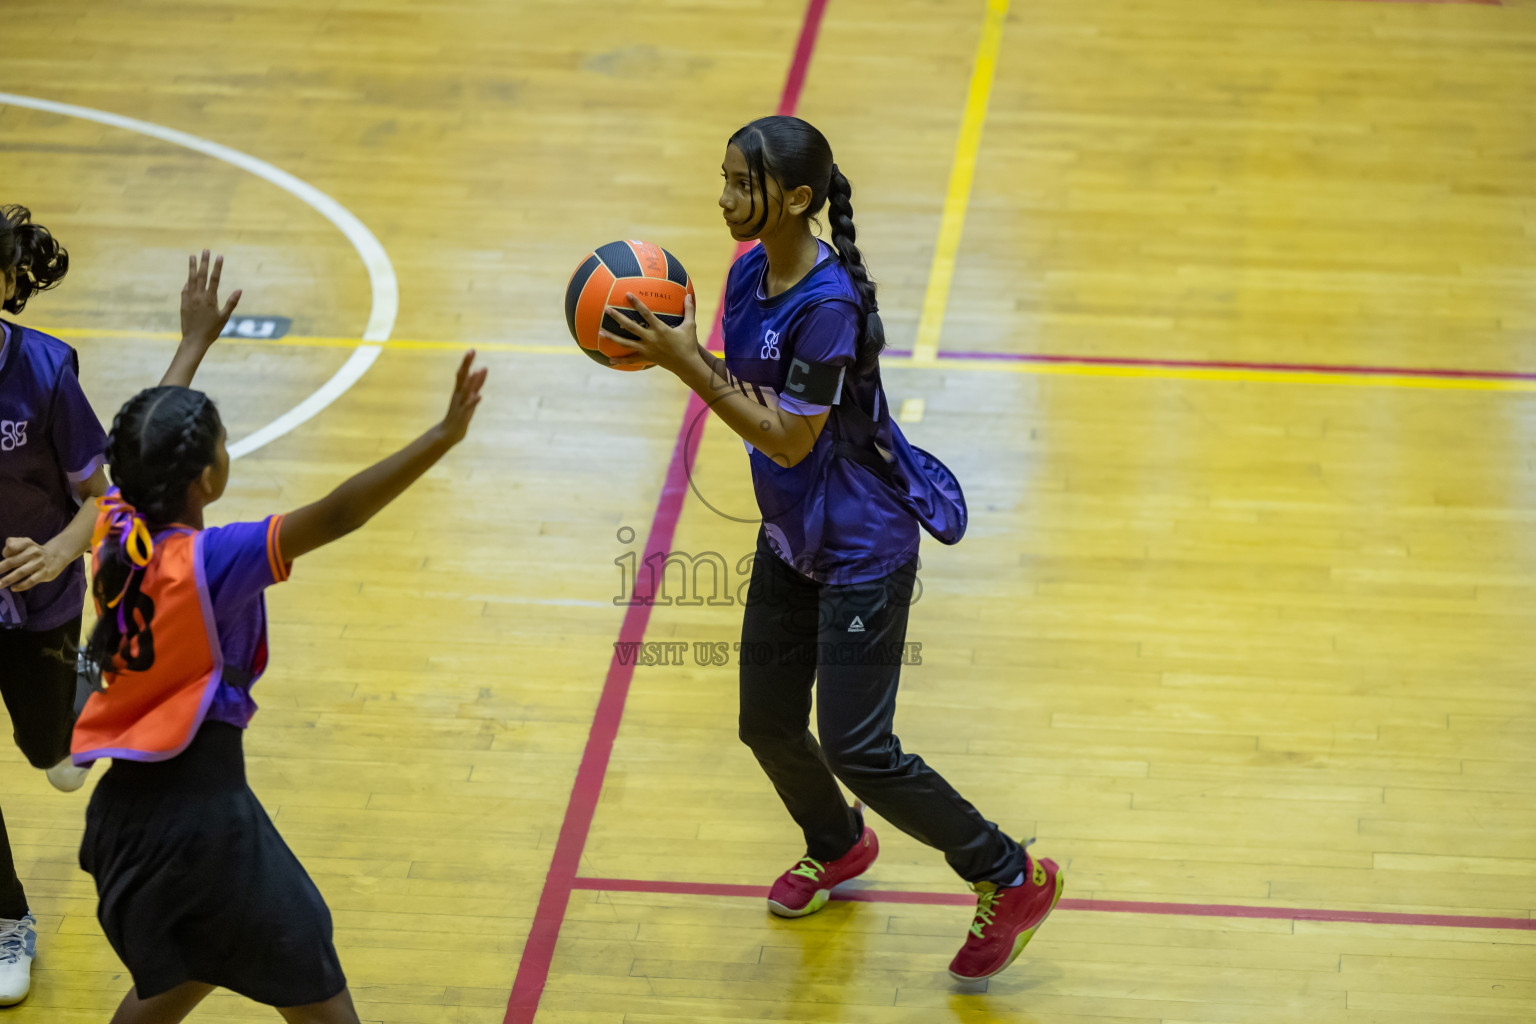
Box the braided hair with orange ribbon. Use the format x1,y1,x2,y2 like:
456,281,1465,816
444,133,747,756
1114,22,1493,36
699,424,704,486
82,387,222,683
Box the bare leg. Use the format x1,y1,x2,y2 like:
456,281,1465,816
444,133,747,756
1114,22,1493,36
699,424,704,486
108,982,215,1024
277,987,361,1024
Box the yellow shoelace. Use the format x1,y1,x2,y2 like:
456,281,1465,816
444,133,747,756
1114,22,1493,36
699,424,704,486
969,888,1001,938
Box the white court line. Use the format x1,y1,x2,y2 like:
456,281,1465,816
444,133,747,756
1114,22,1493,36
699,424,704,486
0,92,398,460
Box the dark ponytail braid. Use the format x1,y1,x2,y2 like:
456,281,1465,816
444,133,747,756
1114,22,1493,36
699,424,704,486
0,205,69,314
83,387,223,680
728,116,886,375
824,164,885,374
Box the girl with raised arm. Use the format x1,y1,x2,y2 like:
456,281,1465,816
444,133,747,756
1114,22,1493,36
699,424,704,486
72,353,485,1024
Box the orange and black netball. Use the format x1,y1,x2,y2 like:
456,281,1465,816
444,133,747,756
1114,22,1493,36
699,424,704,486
564,240,694,371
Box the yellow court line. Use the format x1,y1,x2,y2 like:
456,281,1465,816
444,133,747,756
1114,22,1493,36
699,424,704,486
880,356,1536,393
40,326,1536,393
41,326,569,356
911,0,1010,365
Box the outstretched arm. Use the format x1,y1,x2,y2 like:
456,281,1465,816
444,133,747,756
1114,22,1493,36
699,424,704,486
161,250,242,388
278,352,487,561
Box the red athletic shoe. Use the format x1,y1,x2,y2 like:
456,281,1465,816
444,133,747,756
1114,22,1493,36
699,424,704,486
948,856,1064,981
767,825,880,918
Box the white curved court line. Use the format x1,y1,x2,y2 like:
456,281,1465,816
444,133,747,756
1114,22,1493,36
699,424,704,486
0,92,397,460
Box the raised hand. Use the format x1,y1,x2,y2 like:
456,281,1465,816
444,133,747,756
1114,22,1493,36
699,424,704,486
438,350,488,445
162,250,243,387
181,249,242,347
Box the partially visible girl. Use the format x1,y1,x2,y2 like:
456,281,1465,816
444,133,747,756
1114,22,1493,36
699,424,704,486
71,352,485,1024
0,201,241,1007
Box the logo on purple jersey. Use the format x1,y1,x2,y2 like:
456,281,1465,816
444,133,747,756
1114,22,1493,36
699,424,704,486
0,420,27,452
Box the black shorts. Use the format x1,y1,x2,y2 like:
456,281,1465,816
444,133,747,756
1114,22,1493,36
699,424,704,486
0,616,82,768
79,722,346,1006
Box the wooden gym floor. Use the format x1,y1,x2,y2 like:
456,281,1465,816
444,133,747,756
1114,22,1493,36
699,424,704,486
2,0,1534,1021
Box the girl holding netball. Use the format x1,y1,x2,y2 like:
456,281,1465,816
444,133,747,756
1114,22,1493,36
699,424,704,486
70,351,485,1024
0,200,240,1006
606,115,1062,982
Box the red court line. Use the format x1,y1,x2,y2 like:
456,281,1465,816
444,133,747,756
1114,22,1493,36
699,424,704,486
501,3,829,1022
886,348,1536,383
1337,0,1499,5
573,876,1536,932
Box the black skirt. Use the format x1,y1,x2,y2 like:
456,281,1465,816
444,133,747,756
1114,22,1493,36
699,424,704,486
79,721,346,1006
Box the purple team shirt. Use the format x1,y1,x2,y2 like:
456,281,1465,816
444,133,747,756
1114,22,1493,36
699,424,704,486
0,321,108,631
722,244,921,585
198,517,288,728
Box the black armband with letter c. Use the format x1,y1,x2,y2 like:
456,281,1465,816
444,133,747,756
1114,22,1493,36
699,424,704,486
783,358,846,407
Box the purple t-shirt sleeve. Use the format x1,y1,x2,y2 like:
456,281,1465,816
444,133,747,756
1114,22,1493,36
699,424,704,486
48,363,107,484
780,303,858,417
198,517,288,728
201,517,288,621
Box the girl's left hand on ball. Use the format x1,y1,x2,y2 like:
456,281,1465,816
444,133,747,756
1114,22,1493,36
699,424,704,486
603,293,697,373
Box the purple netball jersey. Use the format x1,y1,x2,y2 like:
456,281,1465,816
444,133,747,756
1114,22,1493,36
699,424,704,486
0,321,108,630
722,242,956,585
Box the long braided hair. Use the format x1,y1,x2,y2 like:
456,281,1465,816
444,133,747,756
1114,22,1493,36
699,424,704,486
727,116,886,375
83,387,223,678
0,205,69,314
